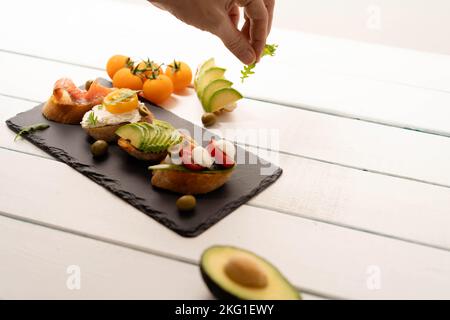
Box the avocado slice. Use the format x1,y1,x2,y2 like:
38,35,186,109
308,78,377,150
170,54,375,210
201,79,233,110
206,88,243,113
153,119,175,130
115,124,146,149
194,58,216,89
153,129,173,153
196,67,226,98
200,246,301,300
140,123,158,151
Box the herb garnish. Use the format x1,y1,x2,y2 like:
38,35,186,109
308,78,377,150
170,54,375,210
106,89,140,105
240,44,278,83
14,123,50,141
134,58,163,80
87,111,98,126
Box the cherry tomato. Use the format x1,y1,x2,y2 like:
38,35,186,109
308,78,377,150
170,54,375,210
165,61,192,92
103,89,139,114
142,75,173,104
112,68,143,90
106,55,132,79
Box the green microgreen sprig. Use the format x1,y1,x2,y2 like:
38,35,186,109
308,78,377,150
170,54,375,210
14,123,50,141
87,111,98,126
240,44,278,83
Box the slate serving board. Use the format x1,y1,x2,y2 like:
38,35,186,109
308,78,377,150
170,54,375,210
6,81,282,237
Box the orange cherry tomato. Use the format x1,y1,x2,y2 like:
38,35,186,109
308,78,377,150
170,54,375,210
103,89,139,114
142,75,173,105
112,68,143,90
165,61,192,92
135,60,163,82
106,55,132,79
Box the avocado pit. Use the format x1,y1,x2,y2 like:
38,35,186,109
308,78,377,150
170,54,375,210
224,256,268,289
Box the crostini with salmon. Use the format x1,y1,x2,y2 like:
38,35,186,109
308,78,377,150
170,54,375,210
42,78,113,124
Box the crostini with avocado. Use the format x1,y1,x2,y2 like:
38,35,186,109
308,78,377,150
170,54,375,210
115,120,183,162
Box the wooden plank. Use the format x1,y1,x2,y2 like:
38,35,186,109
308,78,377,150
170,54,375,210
2,0,450,134
0,216,210,299
248,146,450,251
0,215,316,299
1,148,450,299
2,53,450,188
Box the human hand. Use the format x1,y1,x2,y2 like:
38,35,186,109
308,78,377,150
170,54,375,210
148,0,275,65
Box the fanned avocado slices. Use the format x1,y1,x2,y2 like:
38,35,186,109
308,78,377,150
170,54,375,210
194,58,243,113
116,121,182,153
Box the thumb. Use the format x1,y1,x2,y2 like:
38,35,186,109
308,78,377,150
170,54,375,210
215,20,256,65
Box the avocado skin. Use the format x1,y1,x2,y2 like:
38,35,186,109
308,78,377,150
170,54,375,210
200,264,240,300
200,245,301,300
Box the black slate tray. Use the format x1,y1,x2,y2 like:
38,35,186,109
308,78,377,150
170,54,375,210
6,81,282,237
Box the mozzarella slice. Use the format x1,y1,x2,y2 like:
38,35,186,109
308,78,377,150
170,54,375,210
192,146,214,168
214,139,236,159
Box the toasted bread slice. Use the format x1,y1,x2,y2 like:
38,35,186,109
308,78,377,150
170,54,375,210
117,138,167,162
84,123,125,142
151,169,234,194
42,95,94,124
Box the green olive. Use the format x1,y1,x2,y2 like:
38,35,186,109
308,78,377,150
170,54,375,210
85,80,93,91
91,140,109,157
139,104,151,117
201,113,217,127
176,195,196,211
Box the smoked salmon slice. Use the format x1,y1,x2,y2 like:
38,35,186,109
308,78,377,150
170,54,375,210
53,78,113,104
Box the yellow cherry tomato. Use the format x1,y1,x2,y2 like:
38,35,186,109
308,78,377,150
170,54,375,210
106,55,132,79
112,67,143,90
103,89,139,114
165,61,192,92
142,75,173,105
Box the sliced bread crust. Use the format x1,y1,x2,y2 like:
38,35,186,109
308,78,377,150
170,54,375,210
151,168,234,194
42,96,94,124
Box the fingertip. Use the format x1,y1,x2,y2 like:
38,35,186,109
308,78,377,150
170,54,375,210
252,41,265,62
241,48,256,65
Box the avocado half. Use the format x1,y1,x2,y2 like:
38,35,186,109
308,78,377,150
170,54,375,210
200,246,301,300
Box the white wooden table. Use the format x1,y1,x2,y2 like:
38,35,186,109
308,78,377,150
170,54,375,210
1,0,450,300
